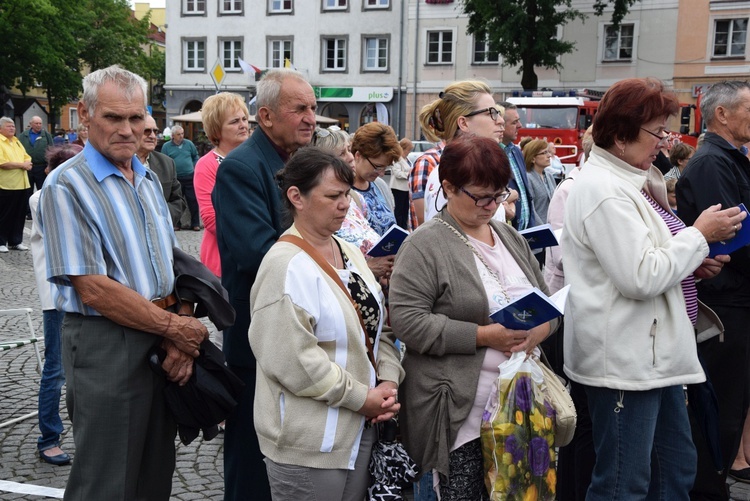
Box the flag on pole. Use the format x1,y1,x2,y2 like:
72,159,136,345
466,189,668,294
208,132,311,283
238,58,263,75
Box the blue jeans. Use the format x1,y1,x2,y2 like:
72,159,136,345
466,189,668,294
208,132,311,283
584,384,696,501
413,473,437,501
37,309,66,451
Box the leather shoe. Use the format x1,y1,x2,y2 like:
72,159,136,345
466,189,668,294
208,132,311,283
39,449,71,466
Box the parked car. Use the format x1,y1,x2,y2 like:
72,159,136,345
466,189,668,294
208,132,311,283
407,140,438,165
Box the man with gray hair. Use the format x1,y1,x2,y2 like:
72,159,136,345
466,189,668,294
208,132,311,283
161,124,200,230
213,68,316,500
676,80,750,499
38,65,208,500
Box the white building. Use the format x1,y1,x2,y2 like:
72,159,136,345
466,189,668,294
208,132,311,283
165,0,409,134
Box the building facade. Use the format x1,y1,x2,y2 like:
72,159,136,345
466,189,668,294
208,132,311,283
165,0,408,134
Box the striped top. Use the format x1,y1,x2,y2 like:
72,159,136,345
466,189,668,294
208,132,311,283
642,190,699,325
38,142,177,315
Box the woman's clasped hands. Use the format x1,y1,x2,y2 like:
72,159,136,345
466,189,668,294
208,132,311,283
359,380,400,424
477,321,552,356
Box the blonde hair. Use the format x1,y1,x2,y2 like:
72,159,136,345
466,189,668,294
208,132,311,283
418,80,493,142
523,139,550,171
201,93,249,146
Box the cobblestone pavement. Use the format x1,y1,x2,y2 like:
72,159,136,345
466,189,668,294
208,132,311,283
1,221,749,500
0,224,224,500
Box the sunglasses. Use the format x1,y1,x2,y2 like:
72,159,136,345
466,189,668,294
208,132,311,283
143,128,160,136
313,125,342,145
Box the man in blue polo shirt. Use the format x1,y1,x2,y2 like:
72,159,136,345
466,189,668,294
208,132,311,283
161,125,200,231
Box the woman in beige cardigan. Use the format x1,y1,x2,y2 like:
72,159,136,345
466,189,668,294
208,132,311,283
390,136,559,500
248,147,404,501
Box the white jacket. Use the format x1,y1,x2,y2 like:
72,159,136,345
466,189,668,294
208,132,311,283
562,146,707,390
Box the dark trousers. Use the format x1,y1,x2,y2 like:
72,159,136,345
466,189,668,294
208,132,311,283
0,188,30,246
28,164,47,190
62,314,176,501
557,380,596,500
224,365,271,501
690,305,750,500
178,175,200,228
392,188,410,230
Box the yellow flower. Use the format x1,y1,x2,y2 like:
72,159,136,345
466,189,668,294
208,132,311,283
496,423,517,436
549,448,556,463
502,452,513,465
523,484,538,501
516,410,524,425
508,464,517,478
545,417,553,429
546,468,557,493
529,408,546,432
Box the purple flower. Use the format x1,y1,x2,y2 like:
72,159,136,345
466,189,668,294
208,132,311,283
515,376,533,412
505,435,524,463
482,410,491,422
528,436,551,476
544,399,556,418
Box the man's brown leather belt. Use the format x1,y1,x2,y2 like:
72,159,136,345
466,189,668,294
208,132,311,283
151,293,178,310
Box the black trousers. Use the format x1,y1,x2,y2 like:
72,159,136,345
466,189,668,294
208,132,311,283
224,365,272,501
690,304,750,500
178,175,200,228
392,188,410,230
0,188,30,246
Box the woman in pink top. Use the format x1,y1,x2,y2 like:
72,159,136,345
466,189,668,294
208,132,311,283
194,93,250,277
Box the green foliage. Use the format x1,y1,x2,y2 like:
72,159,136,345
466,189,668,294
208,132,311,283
460,0,638,90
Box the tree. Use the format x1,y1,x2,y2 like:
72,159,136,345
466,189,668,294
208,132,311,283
460,0,640,90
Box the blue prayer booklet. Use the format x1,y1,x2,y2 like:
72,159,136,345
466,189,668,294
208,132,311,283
708,203,750,258
518,223,559,250
366,224,409,257
490,285,569,331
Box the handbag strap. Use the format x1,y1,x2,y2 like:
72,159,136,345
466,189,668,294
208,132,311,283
278,234,378,371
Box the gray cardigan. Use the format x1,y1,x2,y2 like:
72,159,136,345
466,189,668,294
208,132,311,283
389,210,558,479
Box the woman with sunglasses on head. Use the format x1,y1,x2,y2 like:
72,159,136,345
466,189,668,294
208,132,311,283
350,123,402,236
418,80,516,224
314,126,394,280
562,78,745,499
390,136,559,500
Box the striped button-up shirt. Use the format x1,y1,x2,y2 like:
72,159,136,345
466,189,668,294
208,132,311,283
38,142,177,315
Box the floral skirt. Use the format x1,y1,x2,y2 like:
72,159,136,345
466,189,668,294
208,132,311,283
438,440,489,501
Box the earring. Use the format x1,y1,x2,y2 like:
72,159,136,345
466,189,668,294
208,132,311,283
620,147,625,157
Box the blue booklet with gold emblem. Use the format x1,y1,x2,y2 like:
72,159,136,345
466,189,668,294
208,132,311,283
708,203,750,258
518,223,559,250
366,224,409,257
490,285,569,331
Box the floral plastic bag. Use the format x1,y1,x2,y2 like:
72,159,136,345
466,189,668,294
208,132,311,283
480,352,556,500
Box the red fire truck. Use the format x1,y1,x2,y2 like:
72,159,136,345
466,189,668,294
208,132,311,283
507,90,704,172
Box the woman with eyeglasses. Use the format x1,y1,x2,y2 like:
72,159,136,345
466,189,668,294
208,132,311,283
350,122,401,236
562,78,745,499
522,139,557,225
314,126,395,280
418,80,515,224
389,136,559,500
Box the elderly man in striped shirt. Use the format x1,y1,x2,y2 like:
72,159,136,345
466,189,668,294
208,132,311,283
38,66,208,501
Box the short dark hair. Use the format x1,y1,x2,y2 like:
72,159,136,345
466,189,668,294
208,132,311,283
592,78,679,150
439,136,510,191
45,144,83,171
276,147,354,224
669,142,695,167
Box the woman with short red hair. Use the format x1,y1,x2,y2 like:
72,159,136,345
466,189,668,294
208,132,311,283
563,78,745,498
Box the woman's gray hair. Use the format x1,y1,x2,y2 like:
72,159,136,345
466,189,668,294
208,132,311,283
256,69,308,111
0,117,14,127
700,81,750,127
313,127,349,152
82,65,147,116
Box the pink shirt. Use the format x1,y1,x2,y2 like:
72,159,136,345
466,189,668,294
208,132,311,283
194,151,222,277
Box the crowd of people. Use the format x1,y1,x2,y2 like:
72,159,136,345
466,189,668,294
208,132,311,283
3,64,750,501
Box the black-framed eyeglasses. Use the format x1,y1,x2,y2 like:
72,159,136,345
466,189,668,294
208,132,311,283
143,128,159,136
365,156,388,172
459,186,511,207
464,107,500,122
640,127,669,146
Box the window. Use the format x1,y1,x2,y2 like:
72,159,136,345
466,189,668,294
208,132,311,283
603,23,634,61
183,39,206,72
183,0,205,14
365,0,389,8
269,0,292,13
363,36,389,71
323,37,347,71
221,39,243,71
472,36,499,64
427,30,453,64
714,18,748,57
69,108,78,130
323,0,347,9
268,38,293,68
220,0,243,14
